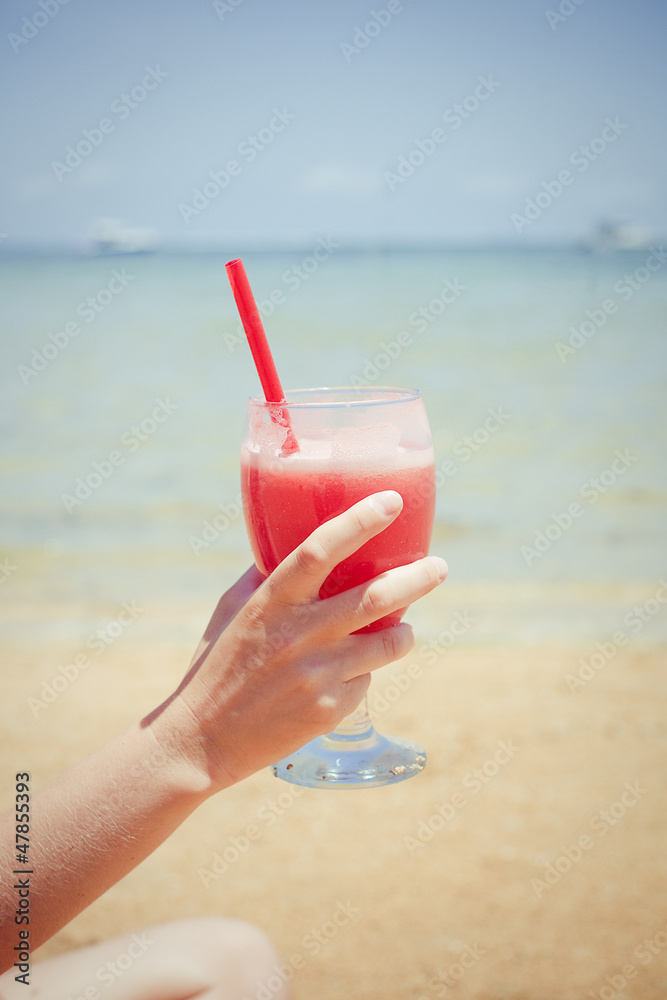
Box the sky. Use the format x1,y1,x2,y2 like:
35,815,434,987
0,0,665,248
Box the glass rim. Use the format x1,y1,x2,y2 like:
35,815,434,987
247,386,422,409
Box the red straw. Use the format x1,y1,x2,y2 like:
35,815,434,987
225,258,299,454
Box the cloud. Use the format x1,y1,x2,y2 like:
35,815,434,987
296,161,383,199
13,161,121,202
74,160,122,189
14,172,57,202
460,170,528,199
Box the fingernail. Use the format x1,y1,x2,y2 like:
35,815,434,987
369,491,403,516
430,556,448,581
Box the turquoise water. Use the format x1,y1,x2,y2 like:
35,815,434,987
1,248,666,640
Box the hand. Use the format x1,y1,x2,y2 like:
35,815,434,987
147,491,447,791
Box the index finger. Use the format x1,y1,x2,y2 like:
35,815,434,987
267,491,404,605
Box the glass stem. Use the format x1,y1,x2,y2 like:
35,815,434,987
329,696,374,740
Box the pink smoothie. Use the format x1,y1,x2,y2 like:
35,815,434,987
241,449,435,631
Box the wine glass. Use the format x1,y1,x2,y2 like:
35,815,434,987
241,387,435,788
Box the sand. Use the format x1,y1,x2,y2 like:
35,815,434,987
2,622,666,999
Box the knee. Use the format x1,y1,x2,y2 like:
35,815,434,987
210,915,279,963
183,917,289,999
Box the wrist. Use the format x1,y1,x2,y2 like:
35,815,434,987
141,694,237,802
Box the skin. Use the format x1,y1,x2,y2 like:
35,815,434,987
0,491,447,974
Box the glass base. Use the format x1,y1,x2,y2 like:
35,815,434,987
272,727,427,789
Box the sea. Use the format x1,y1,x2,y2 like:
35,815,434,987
1,247,666,645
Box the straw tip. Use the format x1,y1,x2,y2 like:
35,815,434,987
225,258,241,270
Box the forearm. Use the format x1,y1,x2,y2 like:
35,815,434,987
0,716,211,971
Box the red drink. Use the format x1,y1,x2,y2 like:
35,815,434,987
240,387,435,787
241,401,435,630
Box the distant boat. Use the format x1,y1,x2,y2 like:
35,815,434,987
580,221,653,253
89,218,160,255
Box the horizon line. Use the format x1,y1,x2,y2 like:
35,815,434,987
0,238,661,257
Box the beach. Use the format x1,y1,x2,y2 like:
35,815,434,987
1,248,666,996
2,620,666,998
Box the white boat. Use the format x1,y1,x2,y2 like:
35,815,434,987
90,218,159,255
580,221,653,253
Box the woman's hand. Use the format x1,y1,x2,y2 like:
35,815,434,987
149,491,447,790
0,491,446,963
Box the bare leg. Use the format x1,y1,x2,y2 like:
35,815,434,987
0,917,290,1000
